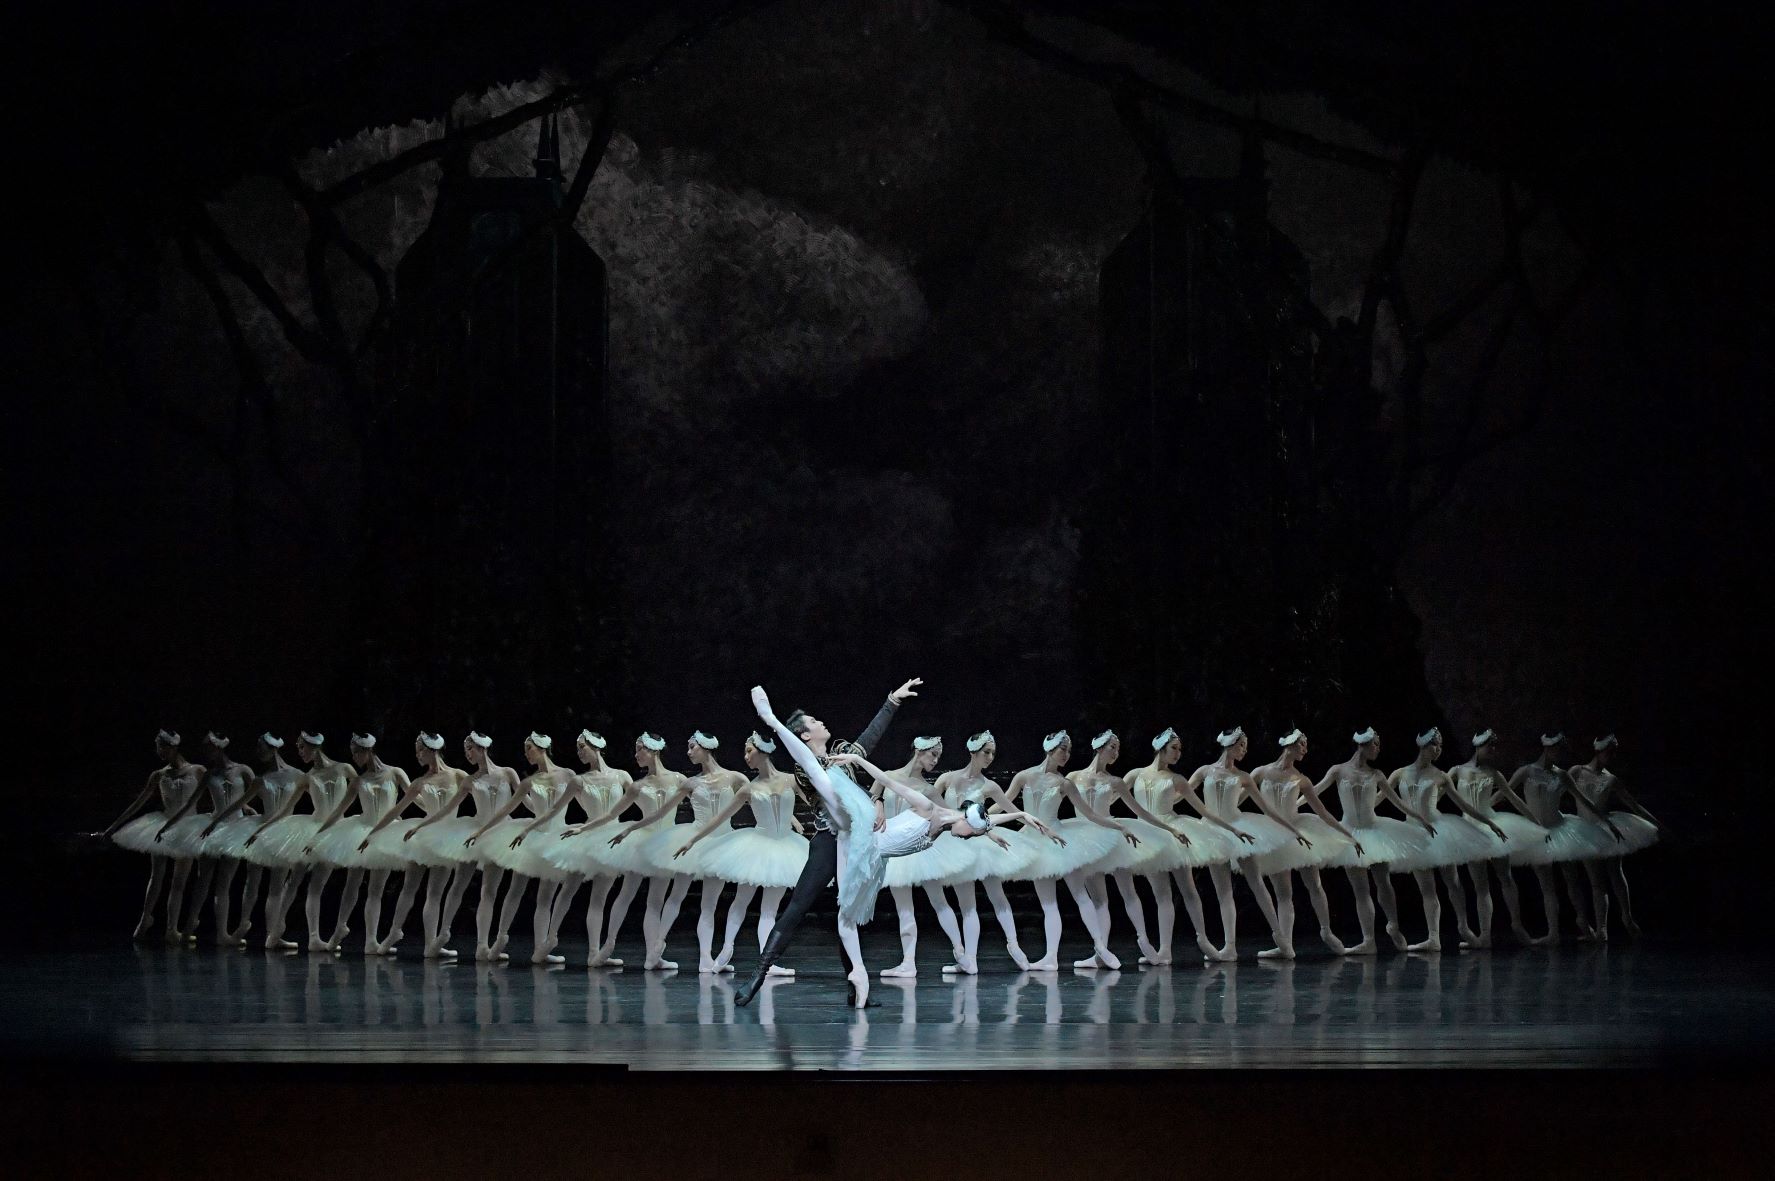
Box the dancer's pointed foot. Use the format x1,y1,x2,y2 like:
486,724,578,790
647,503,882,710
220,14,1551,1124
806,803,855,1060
766,965,795,977
1459,934,1491,950
1195,935,1220,960
532,952,566,965
1320,929,1347,955
1257,945,1295,960
957,952,979,975
735,967,767,1007
644,956,677,971
265,936,299,951
1406,936,1442,953
164,930,186,947
1073,954,1103,969
1007,947,1031,971
1527,932,1557,948
229,925,252,944
1341,938,1378,956
1624,919,1642,938
1026,957,1059,972
306,936,330,954
845,968,875,1010
490,934,510,958
1139,952,1173,966
1510,925,1535,945
1098,947,1122,970
211,934,245,948
474,944,494,962
1136,939,1161,964
712,949,735,973
881,961,918,979
1204,944,1238,963
698,958,722,975
132,918,156,942
1385,922,1408,951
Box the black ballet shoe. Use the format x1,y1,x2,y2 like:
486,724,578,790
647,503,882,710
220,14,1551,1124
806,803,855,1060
735,967,768,1007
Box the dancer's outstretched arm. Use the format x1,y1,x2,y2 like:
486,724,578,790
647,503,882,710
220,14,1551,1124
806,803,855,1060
1433,772,1508,842
674,787,752,860
1381,769,1438,835
404,770,470,842
101,774,160,838
751,686,844,829
1299,778,1361,852
199,775,265,841
607,779,691,846
358,768,421,849
829,753,935,818
466,780,536,847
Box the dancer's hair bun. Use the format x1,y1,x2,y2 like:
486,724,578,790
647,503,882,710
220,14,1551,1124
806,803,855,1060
418,732,444,751
1216,727,1245,748
967,731,994,752
638,733,666,752
912,736,942,752
1091,729,1117,751
1151,727,1177,751
1352,727,1378,745
691,731,719,750
1277,728,1305,748
1042,730,1069,753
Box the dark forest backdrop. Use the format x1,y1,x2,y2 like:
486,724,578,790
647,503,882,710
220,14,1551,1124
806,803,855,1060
8,0,1770,938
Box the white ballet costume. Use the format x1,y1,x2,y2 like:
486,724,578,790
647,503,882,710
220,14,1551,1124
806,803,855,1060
367,781,455,870
1252,776,1352,875
1196,772,1292,861
1448,768,1548,859
693,787,810,888
934,781,1034,886
882,781,977,889
486,780,575,881
1011,776,1122,880
1384,775,1497,872
652,778,736,877
230,768,307,868
829,765,941,925
414,772,511,867
540,775,627,878
1570,766,1658,856
1129,773,1239,871
578,781,678,876
1510,766,1615,865
259,765,353,867
1324,772,1430,868
113,765,204,860
157,770,229,858
312,778,407,870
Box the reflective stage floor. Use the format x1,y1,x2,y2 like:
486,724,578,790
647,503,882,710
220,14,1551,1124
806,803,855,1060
5,935,1771,1071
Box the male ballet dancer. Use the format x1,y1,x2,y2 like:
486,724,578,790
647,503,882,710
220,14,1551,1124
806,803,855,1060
734,676,922,1006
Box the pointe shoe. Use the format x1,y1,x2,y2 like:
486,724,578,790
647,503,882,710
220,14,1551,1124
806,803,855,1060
1341,939,1378,956
1385,923,1408,951
1406,938,1441,953
766,965,795,977
132,920,156,942
1073,955,1102,969
882,962,919,979
698,959,721,975
1320,929,1347,955
1008,949,1031,972
306,937,330,953
845,970,878,1009
1257,945,1295,960
532,953,566,965
1026,958,1059,972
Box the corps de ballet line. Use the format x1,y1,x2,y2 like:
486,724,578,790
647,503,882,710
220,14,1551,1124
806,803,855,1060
99,677,1661,1010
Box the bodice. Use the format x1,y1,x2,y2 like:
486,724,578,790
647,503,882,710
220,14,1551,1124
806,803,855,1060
877,809,936,858
1022,775,1065,821
1130,770,1179,816
1450,765,1498,811
1520,765,1566,824
688,777,736,824
747,787,796,838
414,779,451,817
1199,771,1246,823
577,774,625,822
306,764,353,815
155,764,202,812
1569,766,1614,808
357,775,400,824
467,771,513,816
634,779,674,827
1336,769,1382,828
258,768,303,813
1396,770,1441,813
947,776,991,810
204,766,253,812
1258,772,1306,815
1075,776,1118,817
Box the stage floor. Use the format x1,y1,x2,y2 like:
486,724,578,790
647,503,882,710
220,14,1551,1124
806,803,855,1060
5,935,1770,1072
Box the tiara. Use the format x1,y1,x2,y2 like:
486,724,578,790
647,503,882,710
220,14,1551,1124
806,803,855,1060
913,736,942,751
1277,728,1305,747
1352,727,1378,744
749,731,777,754
260,732,285,749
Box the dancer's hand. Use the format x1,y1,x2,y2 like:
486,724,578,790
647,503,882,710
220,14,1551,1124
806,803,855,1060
1421,821,1438,838
1235,830,1256,845
244,833,258,849
508,834,525,849
608,830,629,847
1172,827,1192,846
1121,828,1141,847
1295,833,1313,849
356,838,370,853
889,677,923,705
791,818,805,836
987,834,1011,850
464,834,478,848
562,825,583,840
303,844,316,856
1489,822,1508,842
154,826,168,844
1353,840,1365,858
827,752,862,767
749,685,775,724
402,828,416,842
1608,823,1626,843
873,802,887,832
673,843,693,860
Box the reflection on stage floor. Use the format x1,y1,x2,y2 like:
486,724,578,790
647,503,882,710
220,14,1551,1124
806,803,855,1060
5,938,1769,1071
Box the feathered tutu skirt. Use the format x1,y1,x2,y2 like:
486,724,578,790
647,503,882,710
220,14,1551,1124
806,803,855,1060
1466,811,1550,860
1510,815,1612,865
199,815,262,861
1586,812,1658,857
644,822,707,876
884,829,981,888
311,817,411,871
1387,814,1500,871
408,816,482,866
1254,814,1354,875
156,814,216,860
113,812,194,860
257,815,325,866
484,817,572,880
374,818,454,869
586,820,674,877
1013,819,1123,881
831,770,889,924
692,829,809,887
234,816,303,868
542,828,625,878
935,826,1037,886
1325,817,1431,869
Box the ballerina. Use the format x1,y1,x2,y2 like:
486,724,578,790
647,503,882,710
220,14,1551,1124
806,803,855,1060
153,732,255,945
244,731,354,952
1124,728,1254,964
1002,731,1140,971
465,733,577,964
1507,733,1628,941
1316,728,1434,954
750,685,1063,1009
354,733,467,956
928,731,1040,971
512,730,637,967
1568,734,1662,938
1448,729,1551,946
303,733,411,955
871,737,973,978
1068,730,1209,968
1249,729,1361,957
555,733,693,970
195,733,307,950
670,731,810,976
103,730,203,943
402,732,518,960
1383,728,1513,952
666,733,751,973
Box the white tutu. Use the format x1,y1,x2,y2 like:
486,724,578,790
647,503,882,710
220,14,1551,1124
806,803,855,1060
590,821,674,876
238,817,303,869
408,816,482,866
156,814,215,860
1326,817,1430,869
644,822,705,877
373,819,452,869
1387,814,1499,871
1219,813,1293,861
543,829,624,878
485,818,573,880
885,830,979,888
1511,815,1611,865
112,812,193,860
693,829,809,887
199,815,261,861
1470,811,1550,860
1016,819,1123,881
936,827,1037,885
312,817,409,870
833,770,891,925
1254,815,1353,876
259,815,325,866
1596,811,1658,855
